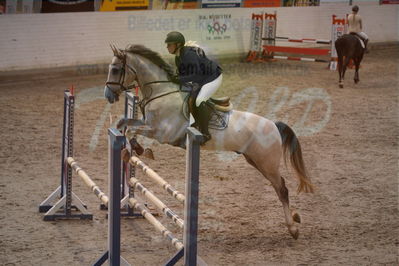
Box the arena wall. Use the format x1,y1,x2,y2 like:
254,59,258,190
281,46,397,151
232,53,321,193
0,3,397,71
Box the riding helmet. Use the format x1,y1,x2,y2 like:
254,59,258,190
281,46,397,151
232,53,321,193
352,5,359,12
165,31,185,45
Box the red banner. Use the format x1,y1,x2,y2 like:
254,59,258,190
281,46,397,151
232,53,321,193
380,0,399,3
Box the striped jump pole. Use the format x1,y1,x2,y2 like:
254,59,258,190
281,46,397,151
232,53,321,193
128,197,184,250
264,55,329,63
129,177,184,229
129,156,186,204
262,45,330,56
264,37,331,45
67,157,109,206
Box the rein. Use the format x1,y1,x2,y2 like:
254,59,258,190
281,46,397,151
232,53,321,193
138,81,181,119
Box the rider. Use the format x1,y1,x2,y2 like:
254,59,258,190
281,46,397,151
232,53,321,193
165,31,223,143
347,5,369,52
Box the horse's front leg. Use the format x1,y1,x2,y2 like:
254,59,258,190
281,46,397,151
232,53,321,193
117,118,156,159
117,117,146,129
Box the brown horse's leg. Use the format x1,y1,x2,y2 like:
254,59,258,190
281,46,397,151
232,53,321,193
353,57,360,84
342,56,351,82
338,56,344,88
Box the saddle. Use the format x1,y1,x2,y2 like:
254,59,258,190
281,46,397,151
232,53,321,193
208,97,233,112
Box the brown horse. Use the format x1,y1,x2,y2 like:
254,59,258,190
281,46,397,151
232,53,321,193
335,33,366,88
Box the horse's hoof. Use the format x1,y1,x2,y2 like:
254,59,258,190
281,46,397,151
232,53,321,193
289,225,299,240
144,148,155,160
339,84,344,88
292,211,301,223
354,80,359,84
116,118,127,129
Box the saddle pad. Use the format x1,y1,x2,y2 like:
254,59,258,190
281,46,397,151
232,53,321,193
209,109,230,130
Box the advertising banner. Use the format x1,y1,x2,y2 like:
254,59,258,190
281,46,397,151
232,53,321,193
41,0,94,12
198,13,233,41
152,0,199,10
100,0,149,11
201,0,241,8
243,0,280,7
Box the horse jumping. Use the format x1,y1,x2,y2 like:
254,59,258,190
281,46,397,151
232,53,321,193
335,33,366,88
104,44,314,239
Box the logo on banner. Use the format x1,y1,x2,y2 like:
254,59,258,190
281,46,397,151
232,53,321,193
199,14,232,41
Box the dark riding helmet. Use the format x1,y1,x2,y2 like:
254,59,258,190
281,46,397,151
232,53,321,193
352,5,359,12
165,31,185,45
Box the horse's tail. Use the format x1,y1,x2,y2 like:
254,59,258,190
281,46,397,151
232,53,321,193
275,121,314,193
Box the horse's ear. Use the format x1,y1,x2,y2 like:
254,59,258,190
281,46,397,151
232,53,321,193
117,48,124,58
110,44,118,56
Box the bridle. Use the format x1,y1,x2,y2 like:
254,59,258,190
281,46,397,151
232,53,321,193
105,52,138,93
106,49,182,118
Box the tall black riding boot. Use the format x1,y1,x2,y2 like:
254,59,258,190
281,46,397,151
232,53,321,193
195,102,212,144
188,95,197,127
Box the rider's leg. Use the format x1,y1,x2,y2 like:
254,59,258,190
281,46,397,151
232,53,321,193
196,102,212,142
193,74,223,143
188,93,198,127
195,74,223,107
359,32,369,52
188,90,212,142
186,75,222,143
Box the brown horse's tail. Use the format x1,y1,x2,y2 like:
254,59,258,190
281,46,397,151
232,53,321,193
275,121,314,193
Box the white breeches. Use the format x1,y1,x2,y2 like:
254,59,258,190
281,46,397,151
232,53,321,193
358,32,368,40
195,74,223,107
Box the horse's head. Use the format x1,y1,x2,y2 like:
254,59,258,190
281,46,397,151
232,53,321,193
104,45,138,103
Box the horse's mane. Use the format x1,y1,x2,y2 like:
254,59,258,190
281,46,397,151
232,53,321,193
125,44,176,81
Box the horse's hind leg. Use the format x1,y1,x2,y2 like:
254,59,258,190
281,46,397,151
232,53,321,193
244,155,300,239
353,57,361,84
337,54,344,88
269,172,300,239
342,56,351,81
